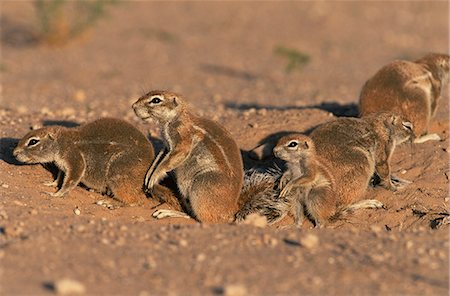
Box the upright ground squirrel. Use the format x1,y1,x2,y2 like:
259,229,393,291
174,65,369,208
133,90,244,223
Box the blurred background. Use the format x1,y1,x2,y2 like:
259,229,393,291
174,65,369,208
0,1,448,120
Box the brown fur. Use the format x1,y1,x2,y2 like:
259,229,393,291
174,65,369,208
13,118,173,206
309,112,415,209
133,90,244,223
274,134,336,227
359,53,449,137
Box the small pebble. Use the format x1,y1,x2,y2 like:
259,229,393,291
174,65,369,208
370,225,383,233
76,225,86,232
1,183,9,189
196,253,206,262
300,234,319,250
224,284,247,296
73,208,81,216
53,278,86,295
179,239,188,247
242,213,267,228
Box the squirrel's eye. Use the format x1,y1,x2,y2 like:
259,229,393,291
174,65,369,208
150,97,162,104
287,141,298,148
402,121,413,130
27,138,39,147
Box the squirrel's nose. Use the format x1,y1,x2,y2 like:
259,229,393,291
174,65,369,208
12,148,20,157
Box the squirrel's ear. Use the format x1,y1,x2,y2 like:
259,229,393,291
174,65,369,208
304,141,309,149
47,132,55,141
173,97,179,106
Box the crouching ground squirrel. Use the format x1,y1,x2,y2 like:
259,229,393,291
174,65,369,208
235,135,384,227
133,90,244,223
13,118,174,206
359,53,449,143
309,112,414,209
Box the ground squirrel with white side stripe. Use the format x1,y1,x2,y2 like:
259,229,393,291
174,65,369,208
359,53,449,143
13,118,175,207
235,134,385,227
310,112,415,209
133,90,244,223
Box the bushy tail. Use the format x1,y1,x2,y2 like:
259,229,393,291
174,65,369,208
238,167,282,207
235,167,287,224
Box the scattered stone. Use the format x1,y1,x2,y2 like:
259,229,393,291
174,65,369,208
300,234,319,250
196,253,206,262
40,107,52,115
29,208,38,215
76,225,86,232
0,209,8,220
73,208,81,216
179,239,188,247
4,225,24,237
262,234,278,247
1,183,9,189
370,225,383,233
400,169,407,174
223,284,247,296
242,213,268,228
53,278,86,295
257,108,268,116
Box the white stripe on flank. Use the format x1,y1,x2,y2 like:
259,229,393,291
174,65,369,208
192,124,234,174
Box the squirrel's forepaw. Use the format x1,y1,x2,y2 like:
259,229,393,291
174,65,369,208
390,175,411,189
279,186,291,198
279,175,289,189
44,190,65,197
43,180,59,187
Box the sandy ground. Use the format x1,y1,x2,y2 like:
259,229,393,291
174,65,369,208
0,2,449,295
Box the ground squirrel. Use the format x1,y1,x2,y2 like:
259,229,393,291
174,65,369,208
359,53,449,143
235,135,384,227
133,90,244,223
13,118,174,206
273,134,336,227
309,112,414,209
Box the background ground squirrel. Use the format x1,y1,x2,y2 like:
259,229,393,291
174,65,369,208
359,53,449,143
310,112,414,208
133,90,244,223
13,118,174,206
